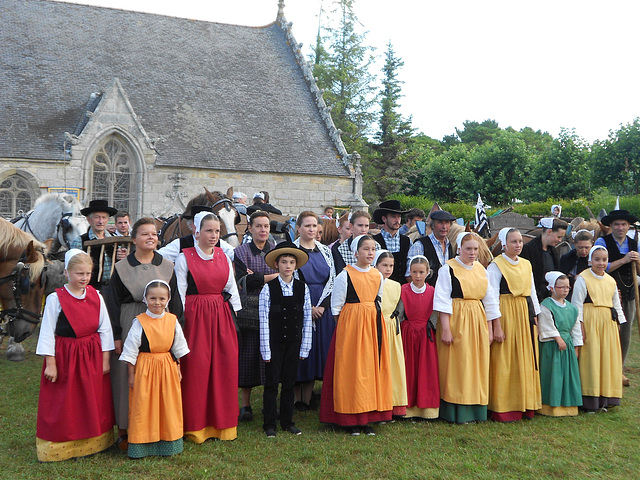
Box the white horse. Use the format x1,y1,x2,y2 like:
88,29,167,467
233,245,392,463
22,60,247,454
12,193,88,254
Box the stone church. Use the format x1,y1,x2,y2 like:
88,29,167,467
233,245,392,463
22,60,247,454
0,0,366,219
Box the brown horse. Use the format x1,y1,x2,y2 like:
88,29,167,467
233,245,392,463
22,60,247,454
158,187,240,248
0,218,48,343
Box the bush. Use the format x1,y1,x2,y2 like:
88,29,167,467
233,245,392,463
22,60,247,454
389,193,640,224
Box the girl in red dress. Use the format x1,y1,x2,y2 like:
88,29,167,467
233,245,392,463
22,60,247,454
401,256,440,419
36,249,115,462
175,212,242,442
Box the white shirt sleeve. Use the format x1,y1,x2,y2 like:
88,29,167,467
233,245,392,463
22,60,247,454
97,292,115,351
570,276,587,323
612,284,626,324
300,284,313,358
259,283,271,361
36,292,61,356
174,253,188,307
157,237,181,263
571,312,584,347
331,270,348,316
219,239,235,261
433,264,453,314
377,271,384,298
223,253,242,311
119,319,143,364
486,262,502,293
482,270,501,321
537,305,560,341
171,321,190,359
530,273,541,316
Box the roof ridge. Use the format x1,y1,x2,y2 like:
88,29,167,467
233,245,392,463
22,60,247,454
275,7,353,176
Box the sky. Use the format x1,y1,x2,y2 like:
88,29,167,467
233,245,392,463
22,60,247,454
55,0,640,143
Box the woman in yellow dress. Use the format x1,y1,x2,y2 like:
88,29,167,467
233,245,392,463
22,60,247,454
487,228,541,421
434,232,500,423
374,250,407,417
571,245,625,411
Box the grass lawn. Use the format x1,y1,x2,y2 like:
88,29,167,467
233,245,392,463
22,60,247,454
1,329,639,479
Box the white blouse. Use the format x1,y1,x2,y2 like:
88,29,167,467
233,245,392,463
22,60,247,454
119,310,190,365
570,269,626,324
36,285,114,356
486,254,541,316
433,257,501,321
175,244,241,311
331,265,384,316
538,298,583,346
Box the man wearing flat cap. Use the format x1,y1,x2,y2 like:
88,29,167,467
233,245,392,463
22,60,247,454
405,209,456,287
594,209,640,386
70,199,124,290
372,200,411,284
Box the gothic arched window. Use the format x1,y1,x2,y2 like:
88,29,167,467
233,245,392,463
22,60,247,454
89,136,140,215
0,172,37,218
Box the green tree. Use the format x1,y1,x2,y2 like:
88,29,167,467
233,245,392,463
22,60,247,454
407,144,472,202
526,128,589,201
455,119,501,146
312,0,378,153
591,118,640,195
365,41,414,200
464,130,532,205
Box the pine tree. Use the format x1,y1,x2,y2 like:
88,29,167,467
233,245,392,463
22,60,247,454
367,41,414,199
311,0,377,153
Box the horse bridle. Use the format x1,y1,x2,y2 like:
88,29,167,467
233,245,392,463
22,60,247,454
210,197,240,241
56,212,74,250
0,251,46,333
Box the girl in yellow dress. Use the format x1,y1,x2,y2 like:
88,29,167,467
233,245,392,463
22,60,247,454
487,228,541,421
571,245,625,411
375,250,407,417
434,232,500,423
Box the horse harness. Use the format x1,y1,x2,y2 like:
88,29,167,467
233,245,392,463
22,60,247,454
12,210,75,250
0,250,46,333
210,197,241,241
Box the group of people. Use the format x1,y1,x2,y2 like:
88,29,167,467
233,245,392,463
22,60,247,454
34,197,635,461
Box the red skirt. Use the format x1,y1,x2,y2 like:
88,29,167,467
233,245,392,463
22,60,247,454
181,293,239,432
319,334,392,426
401,321,440,409
37,333,114,442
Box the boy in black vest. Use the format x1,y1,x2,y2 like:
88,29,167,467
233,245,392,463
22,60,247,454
259,242,312,437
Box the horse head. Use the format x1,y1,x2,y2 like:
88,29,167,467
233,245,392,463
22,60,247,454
0,239,47,343
204,187,240,247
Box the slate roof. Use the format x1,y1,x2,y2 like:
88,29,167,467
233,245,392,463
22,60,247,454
0,0,351,176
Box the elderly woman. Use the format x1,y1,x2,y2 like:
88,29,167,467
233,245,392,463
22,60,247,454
104,217,183,449
234,211,278,421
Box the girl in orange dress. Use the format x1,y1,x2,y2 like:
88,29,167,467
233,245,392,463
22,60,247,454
319,235,393,436
119,280,189,458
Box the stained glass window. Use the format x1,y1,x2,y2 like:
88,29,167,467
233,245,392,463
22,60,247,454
90,136,140,215
0,173,36,219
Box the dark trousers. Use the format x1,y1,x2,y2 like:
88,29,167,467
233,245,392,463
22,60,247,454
263,340,301,431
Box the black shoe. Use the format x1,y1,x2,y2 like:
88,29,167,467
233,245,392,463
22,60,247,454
239,406,254,422
285,425,302,435
347,426,360,436
265,427,276,438
294,401,309,412
362,425,376,436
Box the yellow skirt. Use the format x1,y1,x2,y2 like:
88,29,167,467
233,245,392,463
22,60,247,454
184,426,237,443
36,430,113,462
437,298,489,405
579,305,622,399
384,314,408,408
488,295,541,413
